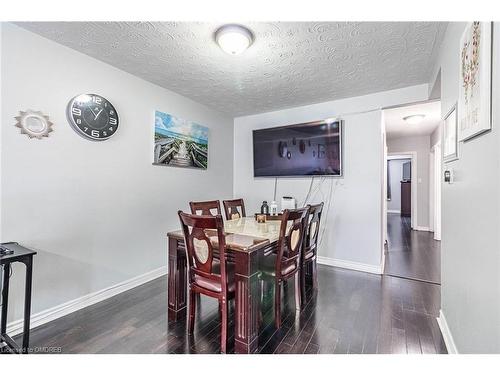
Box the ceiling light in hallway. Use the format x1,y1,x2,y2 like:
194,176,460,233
403,114,426,125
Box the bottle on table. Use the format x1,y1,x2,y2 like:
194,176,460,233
269,200,278,216
261,200,269,215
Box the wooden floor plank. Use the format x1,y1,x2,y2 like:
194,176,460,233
384,214,441,284
22,215,445,354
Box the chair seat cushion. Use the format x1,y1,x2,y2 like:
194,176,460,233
260,254,297,278
193,261,235,293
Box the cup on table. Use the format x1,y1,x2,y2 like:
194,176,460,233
256,214,266,223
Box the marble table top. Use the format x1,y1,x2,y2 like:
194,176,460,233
167,217,284,253
223,217,282,243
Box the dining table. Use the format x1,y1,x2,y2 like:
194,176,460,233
167,216,285,354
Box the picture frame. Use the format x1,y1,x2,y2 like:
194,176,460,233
458,21,492,142
14,110,54,139
443,103,459,163
153,110,209,169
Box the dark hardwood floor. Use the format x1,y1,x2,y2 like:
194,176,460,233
22,263,446,354
384,214,441,284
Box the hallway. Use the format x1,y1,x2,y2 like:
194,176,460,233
385,214,441,284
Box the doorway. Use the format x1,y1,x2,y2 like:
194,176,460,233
387,157,412,218
384,151,440,284
382,100,442,284
387,153,418,229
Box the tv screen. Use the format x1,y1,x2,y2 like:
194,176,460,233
253,120,343,177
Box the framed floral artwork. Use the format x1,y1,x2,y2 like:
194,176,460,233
443,103,459,163
458,22,492,141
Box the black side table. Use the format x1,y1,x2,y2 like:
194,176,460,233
0,242,36,354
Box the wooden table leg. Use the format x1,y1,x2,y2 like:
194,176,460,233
234,249,262,354
305,261,314,285
22,257,33,353
168,237,187,322
1,264,10,336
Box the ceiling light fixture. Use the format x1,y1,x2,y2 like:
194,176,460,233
403,114,426,125
215,24,254,55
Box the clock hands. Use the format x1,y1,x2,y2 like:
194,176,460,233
87,107,103,121
94,108,104,120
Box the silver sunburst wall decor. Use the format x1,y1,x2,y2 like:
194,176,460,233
14,110,54,139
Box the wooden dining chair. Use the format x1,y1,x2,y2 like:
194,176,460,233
259,206,310,329
301,202,324,304
178,211,234,353
222,198,246,220
189,200,222,216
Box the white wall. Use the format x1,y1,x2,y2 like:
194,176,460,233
0,23,234,322
387,135,431,229
430,124,441,148
432,22,500,353
387,159,410,213
234,85,429,272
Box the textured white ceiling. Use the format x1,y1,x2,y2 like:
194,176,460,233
17,22,447,116
384,100,441,139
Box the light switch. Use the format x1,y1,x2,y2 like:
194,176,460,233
444,169,454,184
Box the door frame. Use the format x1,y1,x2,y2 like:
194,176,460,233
381,126,388,274
429,147,435,232
387,152,418,229
432,141,442,240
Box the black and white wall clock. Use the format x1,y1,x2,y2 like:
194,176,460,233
67,94,119,141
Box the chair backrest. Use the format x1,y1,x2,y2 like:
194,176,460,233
178,211,228,293
276,206,310,277
189,200,222,216
305,202,324,256
222,198,246,220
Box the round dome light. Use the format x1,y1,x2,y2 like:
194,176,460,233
215,24,254,55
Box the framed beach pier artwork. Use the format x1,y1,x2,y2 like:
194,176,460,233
153,110,208,169
458,21,492,141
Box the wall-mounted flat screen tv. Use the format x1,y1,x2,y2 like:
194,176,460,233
253,119,343,177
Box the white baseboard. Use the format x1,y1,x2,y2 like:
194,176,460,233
387,210,401,214
6,266,167,337
437,309,458,354
317,256,382,275
415,226,431,232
